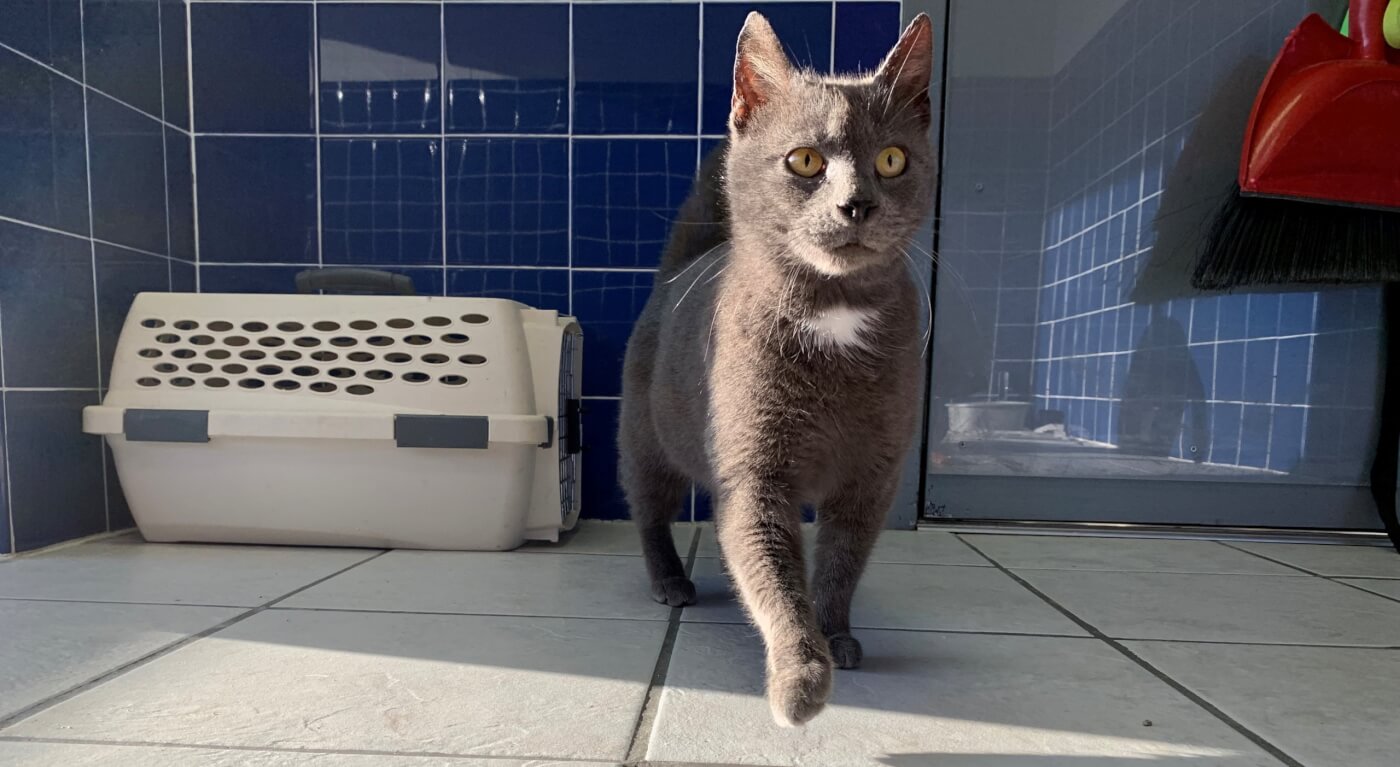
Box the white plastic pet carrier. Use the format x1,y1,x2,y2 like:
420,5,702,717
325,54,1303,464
84,292,582,550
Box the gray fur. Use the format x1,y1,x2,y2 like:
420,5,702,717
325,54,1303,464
620,13,936,726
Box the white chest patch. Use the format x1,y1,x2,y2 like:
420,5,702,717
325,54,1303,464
800,304,879,352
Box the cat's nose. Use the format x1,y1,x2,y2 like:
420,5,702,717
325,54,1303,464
837,199,877,223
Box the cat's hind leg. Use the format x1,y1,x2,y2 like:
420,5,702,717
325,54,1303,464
620,398,695,607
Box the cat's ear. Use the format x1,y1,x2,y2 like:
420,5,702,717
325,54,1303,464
875,14,934,126
730,12,792,133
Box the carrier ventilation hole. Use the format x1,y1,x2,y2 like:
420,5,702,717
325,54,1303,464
386,352,411,363
138,348,161,358
348,351,374,363
190,335,214,346
386,318,413,329
222,363,248,374
346,384,374,396
277,321,304,332
155,333,180,343
404,334,431,346
328,368,355,379
367,336,393,347
292,366,317,377
242,321,268,332
225,335,249,347
154,363,177,373
275,350,301,361
274,380,300,391
239,379,265,389
366,369,392,381
441,333,468,344
258,336,285,347
137,377,160,387
313,320,340,332
172,349,196,359
461,313,489,324
207,321,233,332
206,377,229,388
440,374,467,386
171,377,194,388
423,316,451,327
403,371,429,383
140,319,164,329
310,351,338,362
349,320,377,331
294,336,321,347
310,381,337,393
422,353,448,364
256,364,283,376
330,336,356,347
460,354,487,365
188,363,213,374
173,320,199,331
206,349,231,360
239,349,266,360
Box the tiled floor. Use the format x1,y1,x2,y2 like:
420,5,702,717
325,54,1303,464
2,524,1399,766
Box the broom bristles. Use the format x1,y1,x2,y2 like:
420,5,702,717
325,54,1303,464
1194,186,1400,290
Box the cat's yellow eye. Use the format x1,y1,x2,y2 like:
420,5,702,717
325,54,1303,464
876,146,907,178
785,147,825,178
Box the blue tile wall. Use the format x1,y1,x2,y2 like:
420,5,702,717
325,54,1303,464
196,137,318,264
445,3,569,134
701,3,832,134
447,138,569,266
318,3,441,134
321,138,443,265
190,2,313,133
574,3,699,135
1,4,187,552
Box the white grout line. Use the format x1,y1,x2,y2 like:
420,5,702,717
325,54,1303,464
186,0,202,292
566,0,575,316
440,0,449,296
313,1,325,275
0,41,189,136
0,304,13,554
156,0,175,297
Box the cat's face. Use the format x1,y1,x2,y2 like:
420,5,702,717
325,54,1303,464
725,14,936,277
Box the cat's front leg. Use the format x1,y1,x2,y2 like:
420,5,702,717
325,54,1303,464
715,481,832,727
812,478,897,669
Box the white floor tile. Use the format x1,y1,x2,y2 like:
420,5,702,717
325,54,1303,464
649,624,1283,766
0,541,378,606
1018,570,1400,645
282,550,668,620
1339,578,1400,601
1129,641,1400,767
6,610,664,761
520,520,696,557
695,526,988,566
0,601,240,720
683,558,1086,635
0,741,617,766
1232,541,1400,578
964,535,1299,575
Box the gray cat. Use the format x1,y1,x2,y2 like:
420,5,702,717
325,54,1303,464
619,12,935,726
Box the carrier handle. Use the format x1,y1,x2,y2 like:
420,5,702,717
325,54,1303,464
295,268,416,295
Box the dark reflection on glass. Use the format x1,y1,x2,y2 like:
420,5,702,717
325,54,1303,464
318,4,441,134
445,4,568,133
929,0,1380,485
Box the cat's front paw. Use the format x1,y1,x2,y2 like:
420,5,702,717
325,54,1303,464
767,650,833,727
827,632,863,669
650,576,697,607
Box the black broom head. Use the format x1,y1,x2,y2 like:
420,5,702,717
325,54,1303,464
1194,186,1400,291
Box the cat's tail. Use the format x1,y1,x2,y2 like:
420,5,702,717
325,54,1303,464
659,139,731,276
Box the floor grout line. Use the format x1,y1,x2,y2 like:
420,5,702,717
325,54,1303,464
954,534,1308,767
1218,541,1400,607
0,549,389,732
622,524,702,765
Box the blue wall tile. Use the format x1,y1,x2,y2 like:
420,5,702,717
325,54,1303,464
571,270,653,397
447,138,569,266
0,48,89,235
165,127,194,260
574,3,698,135
447,268,570,314
83,0,163,117
0,221,98,388
197,137,318,263
160,0,188,129
1238,404,1271,469
318,2,440,134
87,92,168,255
579,398,626,520
191,2,313,132
2,0,83,78
1273,336,1309,406
1213,341,1244,403
198,265,308,294
702,3,831,134
94,243,170,384
171,259,196,292
835,2,902,75
1270,407,1305,472
1242,340,1275,405
5,390,107,551
572,139,695,268
321,138,442,265
445,3,568,134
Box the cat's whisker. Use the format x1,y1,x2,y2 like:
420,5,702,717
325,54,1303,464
672,254,725,313
898,248,934,355
663,241,727,284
